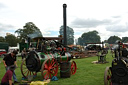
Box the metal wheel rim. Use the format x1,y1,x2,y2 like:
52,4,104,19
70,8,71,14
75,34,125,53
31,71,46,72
104,67,112,85
41,58,58,80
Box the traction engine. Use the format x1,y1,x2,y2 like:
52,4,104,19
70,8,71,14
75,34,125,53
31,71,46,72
104,40,128,85
20,37,77,80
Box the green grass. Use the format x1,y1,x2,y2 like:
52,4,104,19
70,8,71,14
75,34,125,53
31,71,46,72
0,51,113,85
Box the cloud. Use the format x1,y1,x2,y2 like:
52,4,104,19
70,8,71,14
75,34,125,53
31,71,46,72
70,18,112,28
0,23,15,31
0,23,16,37
112,16,121,18
0,3,6,9
106,25,128,32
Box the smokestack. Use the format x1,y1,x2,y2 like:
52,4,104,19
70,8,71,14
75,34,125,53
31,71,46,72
63,4,67,45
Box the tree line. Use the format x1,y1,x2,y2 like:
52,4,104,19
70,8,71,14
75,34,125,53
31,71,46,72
0,22,128,46
77,31,128,46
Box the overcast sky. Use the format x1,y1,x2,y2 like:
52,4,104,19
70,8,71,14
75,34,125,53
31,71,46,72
1,0,128,42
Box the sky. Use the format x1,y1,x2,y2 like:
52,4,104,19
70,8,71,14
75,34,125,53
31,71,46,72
1,0,128,42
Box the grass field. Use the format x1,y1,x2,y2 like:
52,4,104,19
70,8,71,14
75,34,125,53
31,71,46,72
0,51,113,85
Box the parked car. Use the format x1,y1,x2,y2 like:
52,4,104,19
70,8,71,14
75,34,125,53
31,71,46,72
0,49,7,57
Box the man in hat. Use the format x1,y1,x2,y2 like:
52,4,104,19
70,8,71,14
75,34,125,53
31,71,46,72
1,65,16,85
3,50,19,83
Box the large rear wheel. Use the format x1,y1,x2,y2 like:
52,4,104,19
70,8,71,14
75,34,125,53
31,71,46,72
21,59,37,78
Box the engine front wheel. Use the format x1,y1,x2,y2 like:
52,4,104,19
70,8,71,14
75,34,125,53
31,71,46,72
71,61,77,75
41,58,58,80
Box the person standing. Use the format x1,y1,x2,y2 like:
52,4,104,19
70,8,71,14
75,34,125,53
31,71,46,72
1,65,16,85
3,50,19,83
21,48,27,60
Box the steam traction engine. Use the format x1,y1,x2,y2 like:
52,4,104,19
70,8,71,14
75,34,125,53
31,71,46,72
104,41,128,85
20,37,77,80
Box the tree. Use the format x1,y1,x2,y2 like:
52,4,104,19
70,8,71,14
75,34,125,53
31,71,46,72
5,34,18,46
15,22,42,42
77,37,83,45
59,26,74,45
122,37,128,43
107,35,121,44
0,36,5,42
78,30,101,45
103,40,108,43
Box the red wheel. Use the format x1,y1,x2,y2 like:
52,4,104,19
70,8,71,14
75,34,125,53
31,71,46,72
41,58,58,80
71,61,77,75
104,67,112,85
21,59,37,78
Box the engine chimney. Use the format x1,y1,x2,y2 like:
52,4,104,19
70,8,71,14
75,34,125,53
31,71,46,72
63,4,67,46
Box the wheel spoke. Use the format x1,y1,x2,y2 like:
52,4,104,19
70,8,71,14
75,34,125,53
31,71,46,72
23,70,29,74
44,64,49,70
50,68,56,75
48,59,51,66
52,68,57,73
30,71,31,75
27,71,30,76
49,72,52,78
51,65,57,69
47,71,50,79
51,59,55,65
44,71,49,79
51,62,56,67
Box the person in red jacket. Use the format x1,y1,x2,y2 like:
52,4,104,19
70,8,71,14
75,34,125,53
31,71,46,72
1,65,16,85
